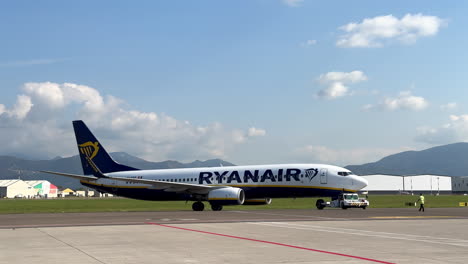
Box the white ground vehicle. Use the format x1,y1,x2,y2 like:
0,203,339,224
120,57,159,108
316,193,369,210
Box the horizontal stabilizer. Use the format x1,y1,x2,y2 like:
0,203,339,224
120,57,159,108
40,171,99,181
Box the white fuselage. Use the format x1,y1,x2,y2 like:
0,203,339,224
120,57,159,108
82,164,368,200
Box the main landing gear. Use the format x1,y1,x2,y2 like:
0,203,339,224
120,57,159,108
210,204,223,211
192,201,205,211
191,201,224,211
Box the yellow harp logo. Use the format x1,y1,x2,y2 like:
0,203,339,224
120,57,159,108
78,141,100,160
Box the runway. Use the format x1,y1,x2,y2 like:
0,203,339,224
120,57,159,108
1,208,468,263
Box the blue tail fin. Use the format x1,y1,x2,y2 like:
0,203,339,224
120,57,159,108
73,120,138,175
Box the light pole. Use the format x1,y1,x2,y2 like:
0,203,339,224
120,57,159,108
437,177,440,195
402,176,405,194
411,177,413,195
430,176,433,195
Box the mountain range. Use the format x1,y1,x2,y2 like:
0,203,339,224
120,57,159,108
2,142,468,190
346,142,468,176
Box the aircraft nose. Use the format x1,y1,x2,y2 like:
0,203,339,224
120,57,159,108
357,176,368,189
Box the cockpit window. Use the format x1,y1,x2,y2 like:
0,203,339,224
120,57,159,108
338,171,354,176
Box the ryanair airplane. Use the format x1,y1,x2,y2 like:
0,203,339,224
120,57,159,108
42,120,368,211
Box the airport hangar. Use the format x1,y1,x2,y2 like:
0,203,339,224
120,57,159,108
1,175,467,199
0,180,58,198
360,174,468,194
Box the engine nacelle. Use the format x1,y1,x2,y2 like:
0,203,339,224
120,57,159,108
208,187,245,205
243,198,272,205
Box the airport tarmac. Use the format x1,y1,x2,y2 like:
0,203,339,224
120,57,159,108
1,208,468,263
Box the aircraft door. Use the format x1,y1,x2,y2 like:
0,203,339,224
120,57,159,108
320,168,328,184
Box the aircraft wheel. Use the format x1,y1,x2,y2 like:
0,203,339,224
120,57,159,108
316,199,325,210
362,206,367,210
341,202,347,210
192,201,205,211
211,204,223,211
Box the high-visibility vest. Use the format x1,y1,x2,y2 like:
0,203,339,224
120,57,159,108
419,196,425,204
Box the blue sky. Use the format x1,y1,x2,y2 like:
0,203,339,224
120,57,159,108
1,0,467,166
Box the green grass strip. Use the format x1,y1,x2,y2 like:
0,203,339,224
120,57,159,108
1,195,467,214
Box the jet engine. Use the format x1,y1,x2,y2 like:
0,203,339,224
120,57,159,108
208,187,245,205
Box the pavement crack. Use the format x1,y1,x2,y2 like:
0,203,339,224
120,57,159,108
36,228,107,264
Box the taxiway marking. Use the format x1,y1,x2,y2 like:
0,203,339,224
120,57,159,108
146,222,395,264
370,216,456,219
229,210,349,220
251,222,468,247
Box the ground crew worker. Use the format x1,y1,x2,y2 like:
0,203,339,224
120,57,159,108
417,193,425,212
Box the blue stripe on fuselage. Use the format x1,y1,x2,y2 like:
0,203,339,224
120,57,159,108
81,182,350,201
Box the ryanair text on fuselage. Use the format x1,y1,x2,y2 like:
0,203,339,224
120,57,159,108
198,168,319,184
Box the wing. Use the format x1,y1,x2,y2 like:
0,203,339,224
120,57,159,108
40,171,224,195
104,176,221,195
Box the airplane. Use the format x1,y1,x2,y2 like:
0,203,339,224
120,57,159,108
41,120,368,211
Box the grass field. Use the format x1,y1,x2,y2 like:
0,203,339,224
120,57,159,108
1,195,468,214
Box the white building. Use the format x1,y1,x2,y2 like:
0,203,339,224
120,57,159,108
361,175,452,194
0,180,36,198
75,190,96,197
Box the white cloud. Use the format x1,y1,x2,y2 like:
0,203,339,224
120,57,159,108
11,95,34,119
248,127,266,137
337,13,445,48
364,91,428,111
23,82,65,109
317,82,348,98
294,145,409,166
282,0,303,7
0,95,34,120
231,127,266,144
316,71,367,99
416,115,468,144
0,82,266,161
318,71,368,84
440,102,457,111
